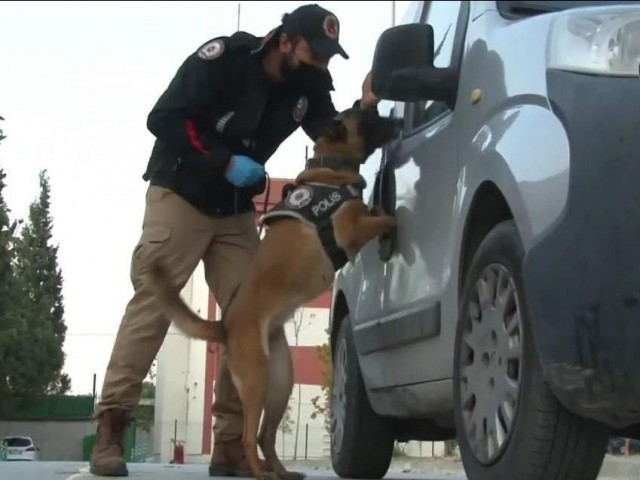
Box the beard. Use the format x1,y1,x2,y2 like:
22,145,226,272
280,53,332,91
281,53,300,81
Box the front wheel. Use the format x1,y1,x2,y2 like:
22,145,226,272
453,220,610,480
330,315,395,479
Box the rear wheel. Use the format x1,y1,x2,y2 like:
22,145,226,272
453,220,610,480
330,315,395,479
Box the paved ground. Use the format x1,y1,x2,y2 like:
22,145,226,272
0,462,465,480
1,456,639,480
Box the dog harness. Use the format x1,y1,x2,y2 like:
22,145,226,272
261,156,366,271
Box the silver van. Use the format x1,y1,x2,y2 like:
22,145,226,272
328,1,640,479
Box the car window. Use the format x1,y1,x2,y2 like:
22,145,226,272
391,1,427,122
411,1,463,129
3,437,31,447
364,1,427,204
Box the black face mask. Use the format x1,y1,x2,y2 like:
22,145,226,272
282,55,332,91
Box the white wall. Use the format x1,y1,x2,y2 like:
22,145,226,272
280,307,332,459
154,261,209,463
403,440,447,457
284,307,330,347
278,384,330,459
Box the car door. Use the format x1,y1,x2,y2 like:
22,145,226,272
353,0,470,388
349,1,426,332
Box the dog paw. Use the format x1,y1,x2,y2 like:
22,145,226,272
378,230,396,261
276,470,306,480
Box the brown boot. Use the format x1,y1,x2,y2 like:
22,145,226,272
89,409,130,477
209,438,267,477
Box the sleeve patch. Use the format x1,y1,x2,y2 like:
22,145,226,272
198,39,226,60
293,96,309,123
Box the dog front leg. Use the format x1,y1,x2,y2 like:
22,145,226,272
336,214,396,259
361,214,396,237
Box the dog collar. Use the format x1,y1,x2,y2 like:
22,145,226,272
305,155,361,173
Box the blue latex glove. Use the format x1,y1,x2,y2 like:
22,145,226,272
224,155,265,187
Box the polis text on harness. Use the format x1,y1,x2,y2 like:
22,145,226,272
261,155,366,270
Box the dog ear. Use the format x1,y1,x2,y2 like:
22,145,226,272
361,113,402,157
318,119,348,144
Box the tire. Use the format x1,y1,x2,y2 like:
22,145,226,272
330,315,395,479
453,220,610,480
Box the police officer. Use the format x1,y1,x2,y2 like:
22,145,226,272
89,3,380,477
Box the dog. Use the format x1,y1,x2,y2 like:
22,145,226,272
148,105,401,480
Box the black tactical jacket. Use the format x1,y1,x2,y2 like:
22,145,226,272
143,31,339,217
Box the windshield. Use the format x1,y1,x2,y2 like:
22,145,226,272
2,437,32,447
498,1,640,18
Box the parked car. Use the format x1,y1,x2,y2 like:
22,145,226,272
1,436,39,461
327,1,640,480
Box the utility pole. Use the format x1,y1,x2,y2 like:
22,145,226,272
237,3,241,32
391,0,396,27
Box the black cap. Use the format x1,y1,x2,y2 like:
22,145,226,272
281,4,349,60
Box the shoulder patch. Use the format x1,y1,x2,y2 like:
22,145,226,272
198,39,226,60
293,96,309,123
285,185,314,209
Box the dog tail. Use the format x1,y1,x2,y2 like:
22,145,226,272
147,262,226,343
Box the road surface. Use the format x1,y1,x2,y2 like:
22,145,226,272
0,461,638,480
0,462,466,480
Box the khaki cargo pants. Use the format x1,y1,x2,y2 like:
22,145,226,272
95,185,259,443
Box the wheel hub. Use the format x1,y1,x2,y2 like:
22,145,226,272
458,263,524,465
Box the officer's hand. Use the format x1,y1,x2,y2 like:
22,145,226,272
361,71,380,109
225,155,265,187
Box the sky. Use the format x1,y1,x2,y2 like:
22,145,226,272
0,1,412,396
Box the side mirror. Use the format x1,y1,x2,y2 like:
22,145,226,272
371,23,457,103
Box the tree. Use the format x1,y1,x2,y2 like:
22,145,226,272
133,359,157,433
444,439,459,457
0,115,6,144
10,169,70,396
393,442,408,457
310,329,332,434
0,161,21,411
133,381,156,433
280,403,294,435
278,402,295,458
290,311,309,460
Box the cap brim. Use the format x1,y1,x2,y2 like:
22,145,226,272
307,37,349,60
